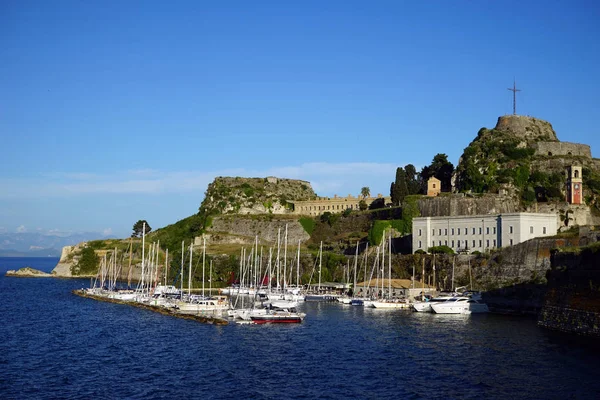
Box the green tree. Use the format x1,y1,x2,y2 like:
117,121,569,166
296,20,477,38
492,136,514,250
132,220,152,238
391,167,408,206
360,187,370,198
358,199,368,210
404,164,420,194
72,246,99,275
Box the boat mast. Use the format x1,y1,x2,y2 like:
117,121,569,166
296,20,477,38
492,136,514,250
275,228,281,291
155,241,161,289
254,236,259,290
353,241,358,298
318,241,322,292
297,240,301,288
188,242,192,299
283,224,288,292
141,222,146,293
361,243,368,299
268,247,273,292
388,230,392,299
379,230,384,299
260,245,264,289
165,248,168,287
127,237,133,288
202,236,206,298
180,241,184,299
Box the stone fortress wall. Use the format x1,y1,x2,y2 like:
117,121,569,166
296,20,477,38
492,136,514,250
533,142,592,158
290,194,391,216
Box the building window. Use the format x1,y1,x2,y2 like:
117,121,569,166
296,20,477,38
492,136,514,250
479,227,482,234
472,228,475,235
418,229,422,236
510,239,513,246
457,228,461,235
432,229,435,236
472,240,476,248
418,241,422,248
479,240,482,247
543,227,547,234
509,226,513,234
451,228,455,235
493,227,496,234
451,240,454,247
445,240,447,246
433,183,436,188
486,227,490,235
486,239,490,248
445,228,447,235
493,239,496,247
530,226,534,234
439,229,442,236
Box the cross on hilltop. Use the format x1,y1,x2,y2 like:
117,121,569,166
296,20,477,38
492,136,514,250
507,79,521,115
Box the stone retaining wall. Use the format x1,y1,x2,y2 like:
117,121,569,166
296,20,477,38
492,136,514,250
537,244,600,336
538,305,600,336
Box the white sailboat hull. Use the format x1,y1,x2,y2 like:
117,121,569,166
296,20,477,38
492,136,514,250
371,300,411,309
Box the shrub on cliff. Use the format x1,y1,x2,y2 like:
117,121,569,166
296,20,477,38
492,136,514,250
299,217,316,235
72,246,99,275
428,245,454,255
368,221,390,245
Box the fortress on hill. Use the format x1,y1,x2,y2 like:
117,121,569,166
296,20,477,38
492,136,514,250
495,114,593,160
198,114,599,230
288,194,391,216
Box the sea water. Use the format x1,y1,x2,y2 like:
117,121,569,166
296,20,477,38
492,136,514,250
1,257,600,399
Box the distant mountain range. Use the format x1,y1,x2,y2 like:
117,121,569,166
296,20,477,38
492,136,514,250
0,232,115,257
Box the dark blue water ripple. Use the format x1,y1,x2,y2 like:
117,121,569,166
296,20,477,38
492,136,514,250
2,257,600,399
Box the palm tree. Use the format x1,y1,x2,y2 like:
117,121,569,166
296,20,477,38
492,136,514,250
360,186,370,199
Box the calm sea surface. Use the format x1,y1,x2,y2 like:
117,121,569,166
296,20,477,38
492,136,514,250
1,257,600,399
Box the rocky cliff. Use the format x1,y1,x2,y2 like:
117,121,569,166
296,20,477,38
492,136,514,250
494,115,558,142
417,193,520,217
200,176,316,216
203,215,310,246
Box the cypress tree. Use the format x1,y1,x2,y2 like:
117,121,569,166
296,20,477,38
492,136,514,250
392,167,408,206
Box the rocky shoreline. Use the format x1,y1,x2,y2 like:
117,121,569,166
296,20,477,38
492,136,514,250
5,267,53,278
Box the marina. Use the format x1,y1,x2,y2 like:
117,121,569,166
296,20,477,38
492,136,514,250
2,257,600,399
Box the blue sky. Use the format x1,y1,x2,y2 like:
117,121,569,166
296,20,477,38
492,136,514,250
1,1,599,238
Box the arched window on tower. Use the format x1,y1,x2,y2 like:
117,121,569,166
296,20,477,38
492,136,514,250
574,170,580,178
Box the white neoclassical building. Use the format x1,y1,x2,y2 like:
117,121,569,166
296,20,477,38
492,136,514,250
412,213,558,253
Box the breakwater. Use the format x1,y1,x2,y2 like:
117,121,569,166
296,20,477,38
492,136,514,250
73,290,228,325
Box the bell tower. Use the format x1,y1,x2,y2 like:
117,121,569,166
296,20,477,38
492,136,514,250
566,165,583,205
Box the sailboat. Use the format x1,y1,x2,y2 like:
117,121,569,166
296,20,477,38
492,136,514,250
304,241,338,301
370,230,410,309
176,239,228,316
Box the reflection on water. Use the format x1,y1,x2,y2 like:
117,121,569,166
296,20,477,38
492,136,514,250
1,268,600,399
